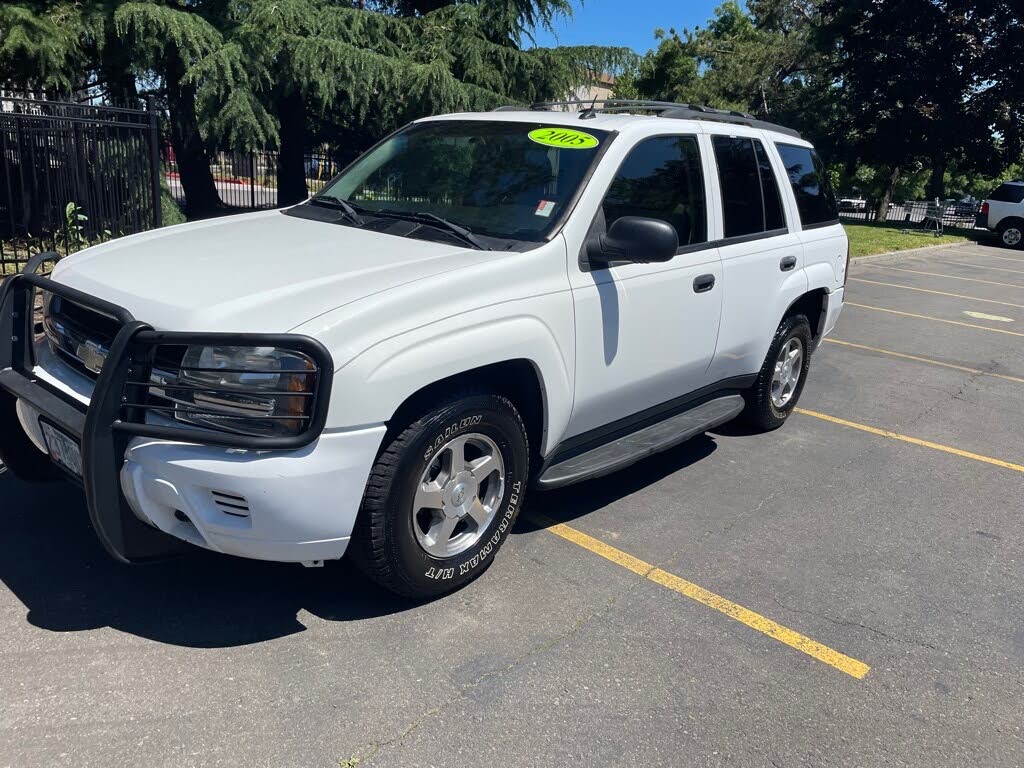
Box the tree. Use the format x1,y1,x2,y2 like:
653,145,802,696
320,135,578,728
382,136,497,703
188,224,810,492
820,0,1021,213
619,0,840,148
232,0,633,205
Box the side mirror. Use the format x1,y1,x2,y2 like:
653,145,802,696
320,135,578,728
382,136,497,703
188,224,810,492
587,216,678,265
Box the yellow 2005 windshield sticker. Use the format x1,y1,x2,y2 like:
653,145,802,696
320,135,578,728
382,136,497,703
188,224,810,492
528,127,600,149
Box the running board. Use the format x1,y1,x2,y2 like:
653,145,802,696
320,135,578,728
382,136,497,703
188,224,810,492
537,394,745,489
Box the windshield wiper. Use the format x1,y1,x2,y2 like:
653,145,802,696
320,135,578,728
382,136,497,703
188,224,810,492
308,196,366,226
375,209,490,251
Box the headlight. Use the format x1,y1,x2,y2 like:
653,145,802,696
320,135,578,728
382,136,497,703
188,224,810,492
168,345,317,438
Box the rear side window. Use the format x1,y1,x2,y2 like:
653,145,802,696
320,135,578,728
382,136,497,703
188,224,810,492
988,184,1024,204
712,136,787,238
601,135,708,248
775,143,839,227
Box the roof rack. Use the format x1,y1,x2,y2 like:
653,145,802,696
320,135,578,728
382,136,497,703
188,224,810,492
492,100,802,139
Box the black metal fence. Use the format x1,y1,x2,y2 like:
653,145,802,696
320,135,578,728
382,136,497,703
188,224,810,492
839,199,980,229
0,97,162,274
162,146,338,211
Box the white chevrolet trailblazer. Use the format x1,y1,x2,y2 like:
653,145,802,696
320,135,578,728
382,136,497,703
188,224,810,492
0,102,847,598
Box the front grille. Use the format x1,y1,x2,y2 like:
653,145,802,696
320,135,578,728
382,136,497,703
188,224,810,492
41,293,122,379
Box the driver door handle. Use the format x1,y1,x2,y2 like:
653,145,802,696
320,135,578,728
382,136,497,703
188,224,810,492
693,274,716,293
780,255,798,271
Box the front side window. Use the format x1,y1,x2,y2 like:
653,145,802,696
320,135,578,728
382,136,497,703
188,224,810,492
712,135,787,238
600,135,707,248
317,120,610,243
775,143,840,226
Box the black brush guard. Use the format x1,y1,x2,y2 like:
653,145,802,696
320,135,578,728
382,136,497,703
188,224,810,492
0,268,334,563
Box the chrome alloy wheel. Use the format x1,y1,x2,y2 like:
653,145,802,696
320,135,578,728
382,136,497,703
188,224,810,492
770,337,804,408
412,433,505,558
1003,226,1022,247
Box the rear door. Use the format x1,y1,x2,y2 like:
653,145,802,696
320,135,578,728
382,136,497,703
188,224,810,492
774,142,847,306
706,132,808,382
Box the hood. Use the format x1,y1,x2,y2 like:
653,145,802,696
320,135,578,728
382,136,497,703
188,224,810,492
51,209,494,333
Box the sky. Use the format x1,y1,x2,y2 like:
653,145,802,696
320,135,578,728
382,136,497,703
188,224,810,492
528,0,726,55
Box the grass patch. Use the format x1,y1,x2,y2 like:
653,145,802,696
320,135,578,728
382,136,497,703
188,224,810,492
843,221,980,258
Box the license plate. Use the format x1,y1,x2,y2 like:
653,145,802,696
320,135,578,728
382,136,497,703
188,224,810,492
39,420,83,477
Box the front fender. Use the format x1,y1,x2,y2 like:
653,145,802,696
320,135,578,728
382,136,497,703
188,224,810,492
329,311,574,457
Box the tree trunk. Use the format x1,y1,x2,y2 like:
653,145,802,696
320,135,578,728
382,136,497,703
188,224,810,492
276,90,309,206
165,56,220,219
927,155,947,200
99,47,139,107
875,165,901,222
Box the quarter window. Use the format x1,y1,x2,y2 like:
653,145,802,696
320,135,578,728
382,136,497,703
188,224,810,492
711,136,787,238
601,135,707,248
775,143,840,226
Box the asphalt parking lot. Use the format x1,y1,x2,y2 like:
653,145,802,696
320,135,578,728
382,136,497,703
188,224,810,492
2,240,1022,767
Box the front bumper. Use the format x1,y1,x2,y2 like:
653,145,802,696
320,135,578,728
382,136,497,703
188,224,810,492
0,270,376,564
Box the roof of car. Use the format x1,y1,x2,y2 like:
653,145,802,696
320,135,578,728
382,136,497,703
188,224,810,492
417,100,807,143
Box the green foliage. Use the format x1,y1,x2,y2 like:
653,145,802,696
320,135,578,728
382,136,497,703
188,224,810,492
0,3,89,90
160,181,186,226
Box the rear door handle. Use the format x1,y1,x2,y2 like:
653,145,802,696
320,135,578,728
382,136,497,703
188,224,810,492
780,255,798,271
693,274,716,293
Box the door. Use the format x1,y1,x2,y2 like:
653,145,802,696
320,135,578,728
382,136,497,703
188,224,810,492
774,141,847,300
565,134,723,439
706,133,808,382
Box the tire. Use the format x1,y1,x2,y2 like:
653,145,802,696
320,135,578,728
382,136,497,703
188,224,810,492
350,391,530,599
997,220,1024,250
741,314,813,432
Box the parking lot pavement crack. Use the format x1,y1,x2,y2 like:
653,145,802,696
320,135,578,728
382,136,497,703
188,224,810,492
338,573,651,767
770,598,942,652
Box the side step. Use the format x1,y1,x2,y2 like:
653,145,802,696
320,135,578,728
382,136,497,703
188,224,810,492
536,394,745,489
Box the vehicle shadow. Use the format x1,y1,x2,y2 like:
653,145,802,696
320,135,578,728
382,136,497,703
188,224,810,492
0,470,409,647
0,434,718,648
520,433,718,531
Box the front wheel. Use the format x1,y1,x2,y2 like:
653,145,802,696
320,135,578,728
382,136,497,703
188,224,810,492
741,314,812,431
350,392,529,599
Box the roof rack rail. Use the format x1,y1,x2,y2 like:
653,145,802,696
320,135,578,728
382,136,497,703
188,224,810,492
490,99,802,139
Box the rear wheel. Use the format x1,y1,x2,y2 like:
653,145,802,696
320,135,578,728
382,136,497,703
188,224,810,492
741,314,812,431
997,220,1023,249
350,391,529,599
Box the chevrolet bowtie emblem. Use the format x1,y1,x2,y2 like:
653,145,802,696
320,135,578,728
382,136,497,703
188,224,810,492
76,340,108,374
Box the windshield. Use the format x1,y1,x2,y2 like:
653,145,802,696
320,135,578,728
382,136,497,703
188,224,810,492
316,120,610,243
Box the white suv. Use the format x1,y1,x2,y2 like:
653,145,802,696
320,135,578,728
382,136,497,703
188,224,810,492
0,102,847,597
977,180,1024,248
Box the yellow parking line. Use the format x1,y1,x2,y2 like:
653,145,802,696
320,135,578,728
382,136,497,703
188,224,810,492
823,339,1024,384
847,278,1024,309
846,302,1024,337
933,258,1024,276
794,408,1024,473
870,265,1024,290
534,515,871,679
